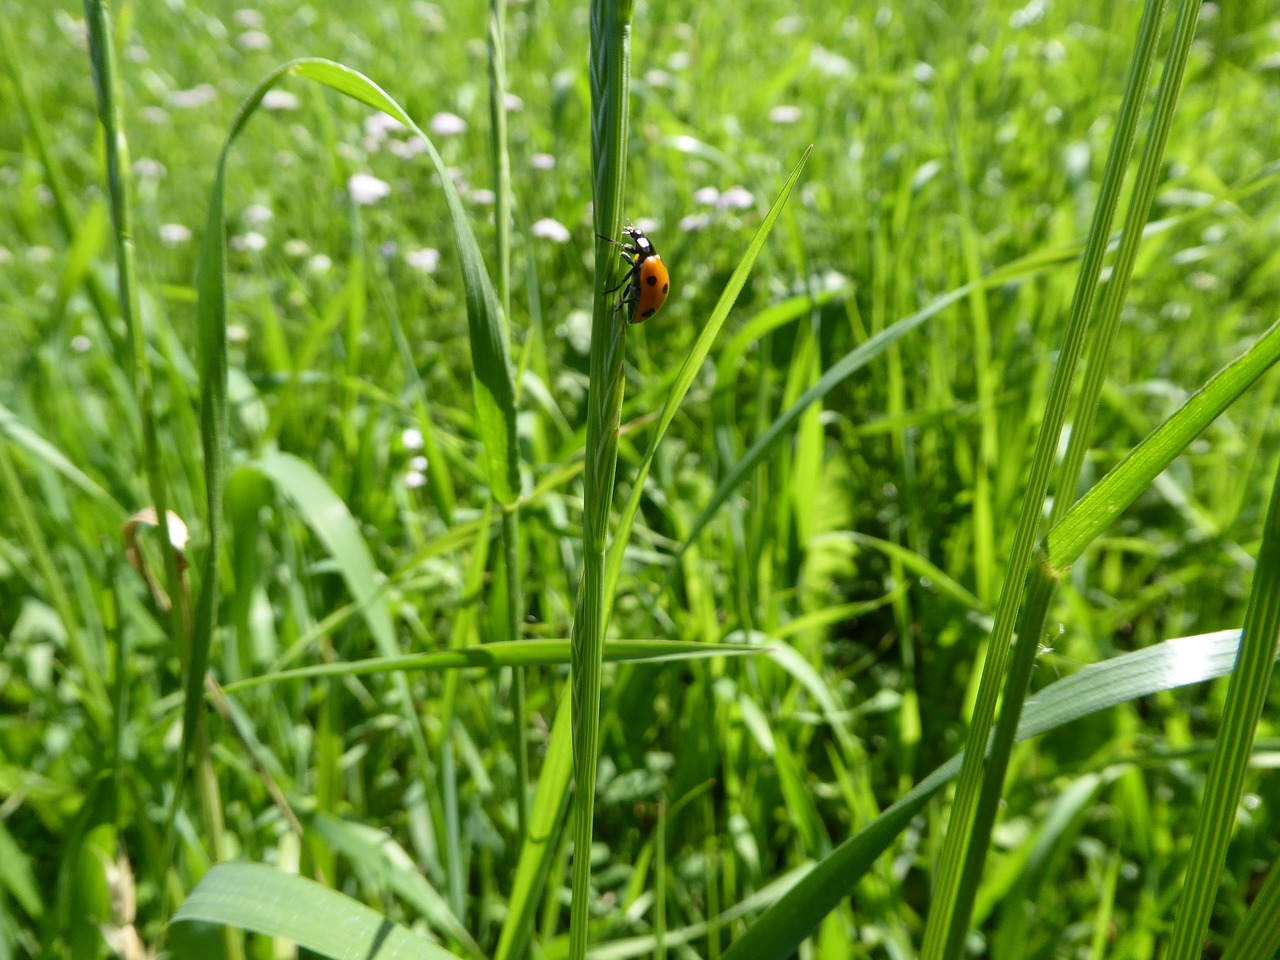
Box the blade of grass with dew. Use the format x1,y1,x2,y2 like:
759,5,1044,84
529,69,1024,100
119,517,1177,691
570,1,632,957
920,1,1167,951
184,54,518,845
719,628,1264,960
170,861,465,960
602,146,812,618
1046,317,1280,571
1165,460,1280,957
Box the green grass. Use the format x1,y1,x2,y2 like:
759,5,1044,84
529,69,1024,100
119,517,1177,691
3,1,1280,958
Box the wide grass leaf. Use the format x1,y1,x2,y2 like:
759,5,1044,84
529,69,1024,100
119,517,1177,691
170,861,465,960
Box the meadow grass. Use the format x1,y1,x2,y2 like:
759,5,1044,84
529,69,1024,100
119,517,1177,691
2,1,1280,958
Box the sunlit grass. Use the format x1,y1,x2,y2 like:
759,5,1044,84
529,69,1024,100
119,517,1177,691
2,0,1280,958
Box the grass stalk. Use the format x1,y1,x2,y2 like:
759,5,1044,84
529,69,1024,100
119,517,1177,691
940,0,1205,949
569,1,631,957
488,0,529,838
919,1,1167,953
1164,464,1280,956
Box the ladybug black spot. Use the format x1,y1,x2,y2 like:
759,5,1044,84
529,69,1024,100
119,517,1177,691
662,283,669,294
647,275,657,286
642,308,655,318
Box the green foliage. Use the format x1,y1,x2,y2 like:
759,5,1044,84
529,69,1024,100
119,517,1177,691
2,0,1280,958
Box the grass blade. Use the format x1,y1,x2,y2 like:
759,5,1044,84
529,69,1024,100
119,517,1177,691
171,862,465,960
1047,318,1280,570
721,628,1261,960
1165,463,1280,956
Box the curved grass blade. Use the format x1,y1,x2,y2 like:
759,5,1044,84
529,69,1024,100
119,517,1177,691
720,628,1258,960
184,53,518,841
305,812,482,959
170,861,465,960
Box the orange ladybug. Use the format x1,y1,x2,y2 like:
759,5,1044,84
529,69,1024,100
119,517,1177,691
598,225,670,324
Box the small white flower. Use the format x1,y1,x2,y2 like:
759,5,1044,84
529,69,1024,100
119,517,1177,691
230,231,266,252
283,239,311,257
402,427,424,449
126,44,149,63
379,240,399,259
0,247,12,265
769,105,802,125
693,186,720,206
27,246,55,263
667,51,691,70
679,212,713,232
243,204,273,226
71,334,92,352
467,188,496,205
227,324,249,343
159,223,192,246
404,470,427,489
347,173,391,205
411,1,444,31
389,139,428,159
141,106,170,125
531,152,556,170
718,186,754,211
307,253,332,274
634,217,659,234
133,157,167,179
364,113,406,140
236,30,271,50
167,84,217,109
409,455,429,471
531,218,570,243
404,248,441,273
233,8,264,27
430,112,467,136
262,90,299,111
504,93,524,112
559,310,592,354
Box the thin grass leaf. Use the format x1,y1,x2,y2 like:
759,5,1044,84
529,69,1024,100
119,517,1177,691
570,2,633,957
170,862,465,960
659,247,1077,579
921,2,1169,950
721,628,1263,960
184,53,518,848
1046,317,1280,570
494,689,573,960
603,147,813,616
1221,857,1280,960
1165,460,1280,958
221,640,760,694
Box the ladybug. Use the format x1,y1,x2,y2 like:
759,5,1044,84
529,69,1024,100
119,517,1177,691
598,225,670,324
